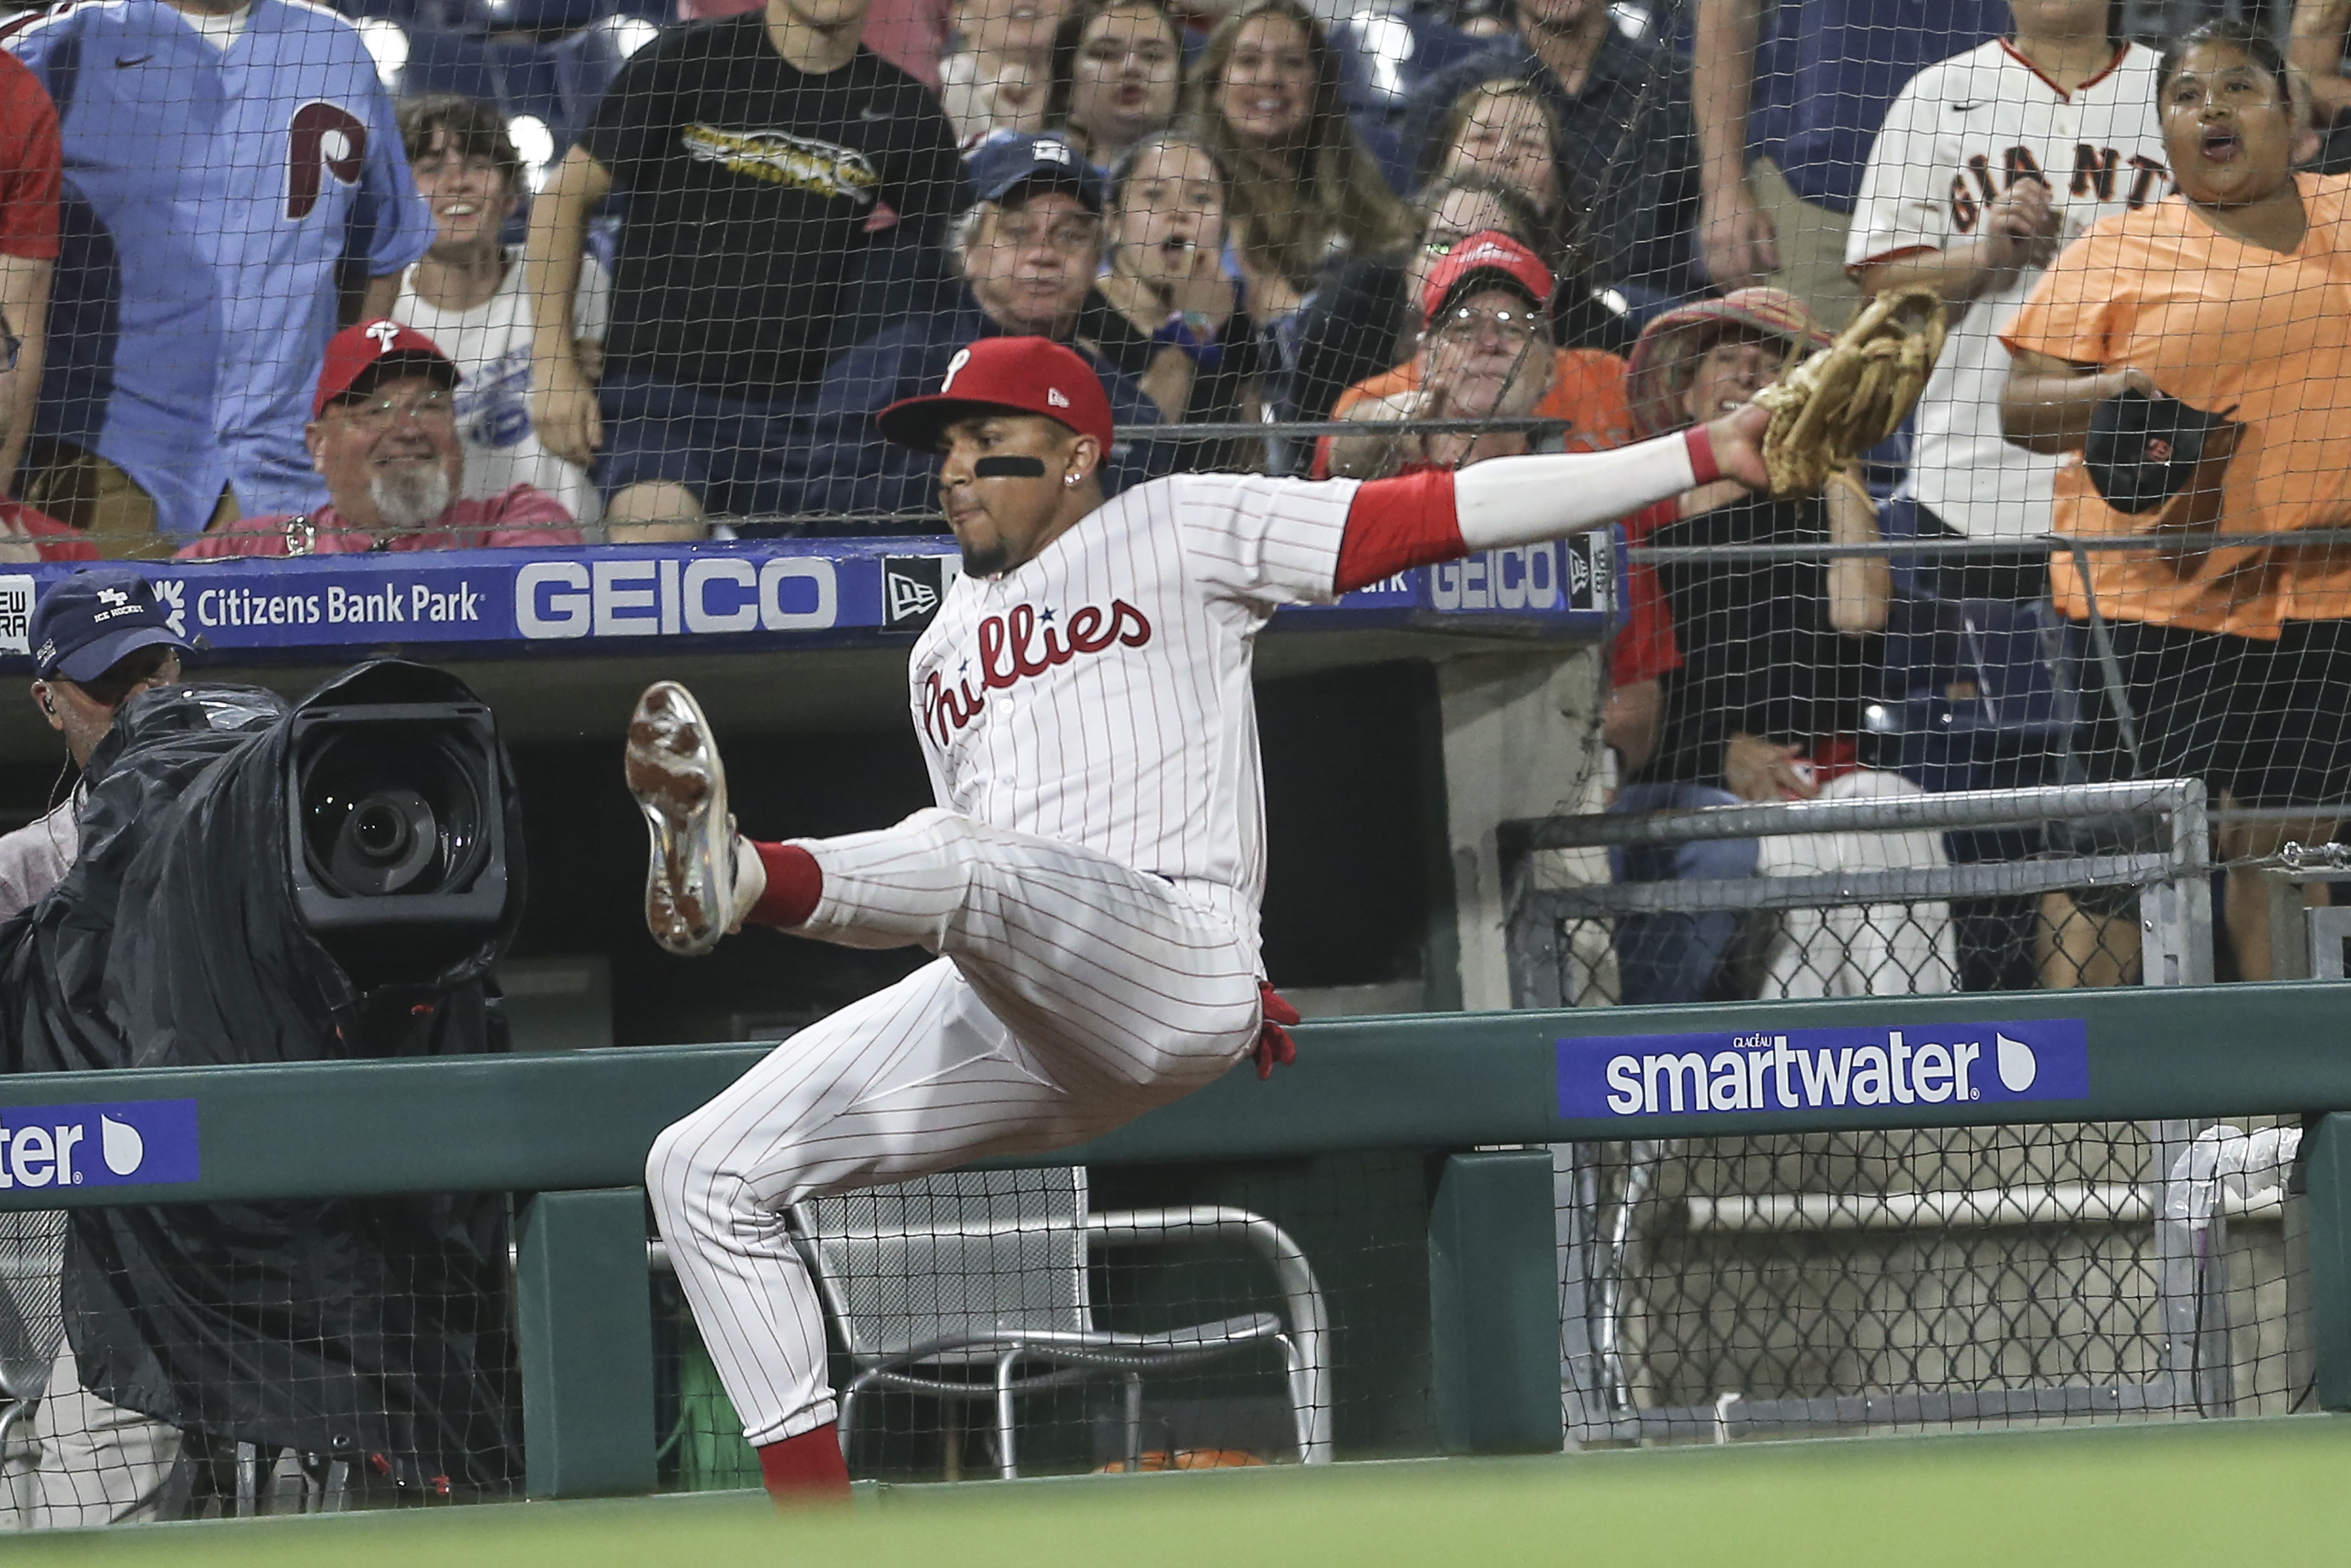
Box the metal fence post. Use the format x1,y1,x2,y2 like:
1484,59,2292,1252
2301,1115,2351,1412
516,1188,656,1497
1429,1149,1564,1454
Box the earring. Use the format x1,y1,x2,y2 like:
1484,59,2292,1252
1064,473,1078,486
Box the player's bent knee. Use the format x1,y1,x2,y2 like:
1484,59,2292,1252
645,1112,729,1237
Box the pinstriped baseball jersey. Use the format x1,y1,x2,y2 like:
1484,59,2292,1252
908,472,1361,947
1847,38,2169,539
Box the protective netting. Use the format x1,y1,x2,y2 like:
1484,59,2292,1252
1556,1119,2309,1441
0,1197,520,1524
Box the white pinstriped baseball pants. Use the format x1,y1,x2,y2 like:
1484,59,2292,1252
645,808,1265,1447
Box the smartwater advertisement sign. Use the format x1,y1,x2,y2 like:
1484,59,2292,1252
1558,1019,2089,1120
0,1100,199,1190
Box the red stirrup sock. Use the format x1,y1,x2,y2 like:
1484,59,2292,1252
757,1424,851,1504
745,840,823,928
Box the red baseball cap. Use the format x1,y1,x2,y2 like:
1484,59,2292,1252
1421,230,1555,327
876,337,1116,453
314,318,459,418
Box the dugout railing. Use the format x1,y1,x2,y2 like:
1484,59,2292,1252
3,982,2351,1500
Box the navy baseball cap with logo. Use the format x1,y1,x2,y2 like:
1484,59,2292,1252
30,569,192,682
2083,388,2239,515
964,132,1105,212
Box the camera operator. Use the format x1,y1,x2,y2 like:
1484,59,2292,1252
0,569,192,1528
0,656,525,1511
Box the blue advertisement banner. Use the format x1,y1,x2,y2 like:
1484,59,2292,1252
0,531,1618,668
1558,1018,2091,1120
0,1099,200,1190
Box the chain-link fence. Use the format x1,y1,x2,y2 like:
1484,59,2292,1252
1502,779,2324,1444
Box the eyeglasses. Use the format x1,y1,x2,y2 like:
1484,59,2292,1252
336,386,457,431
1431,304,1542,345
994,216,1103,253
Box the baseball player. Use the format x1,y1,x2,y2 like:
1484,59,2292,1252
628,334,1771,1502
1846,0,2169,573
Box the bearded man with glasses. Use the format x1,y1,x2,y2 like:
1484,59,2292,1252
177,322,583,559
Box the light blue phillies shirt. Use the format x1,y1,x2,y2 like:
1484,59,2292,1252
5,0,431,536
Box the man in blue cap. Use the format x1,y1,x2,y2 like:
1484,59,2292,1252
0,567,192,1527
775,132,1171,529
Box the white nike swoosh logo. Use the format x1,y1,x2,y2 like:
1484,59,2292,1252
859,105,891,121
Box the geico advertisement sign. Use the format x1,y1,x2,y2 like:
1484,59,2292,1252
1557,1018,2090,1119
516,557,840,640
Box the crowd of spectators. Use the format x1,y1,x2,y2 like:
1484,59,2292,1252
0,0,2336,973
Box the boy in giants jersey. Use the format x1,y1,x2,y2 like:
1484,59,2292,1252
624,334,1773,1504
1846,0,2170,591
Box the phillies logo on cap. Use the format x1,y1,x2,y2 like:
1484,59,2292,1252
364,320,402,351
875,337,1117,453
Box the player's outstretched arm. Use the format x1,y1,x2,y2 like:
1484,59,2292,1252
1329,404,1768,593
1453,402,1770,551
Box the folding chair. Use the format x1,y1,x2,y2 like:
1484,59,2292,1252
793,1169,1331,1478
0,1211,65,1460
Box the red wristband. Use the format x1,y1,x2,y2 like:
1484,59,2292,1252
1683,425,1720,487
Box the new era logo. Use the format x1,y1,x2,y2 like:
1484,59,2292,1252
882,555,960,632
1047,387,1070,408
1565,532,1607,613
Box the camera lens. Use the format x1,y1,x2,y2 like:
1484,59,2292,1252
351,798,411,864
298,729,488,901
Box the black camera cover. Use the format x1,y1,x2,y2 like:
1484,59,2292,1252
0,659,525,1488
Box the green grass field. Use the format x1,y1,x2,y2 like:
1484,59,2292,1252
14,1418,2350,1567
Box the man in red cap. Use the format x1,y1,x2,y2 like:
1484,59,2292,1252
625,333,1771,1506
1323,230,1634,480
177,321,582,557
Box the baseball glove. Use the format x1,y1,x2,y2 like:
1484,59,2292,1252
1753,286,1947,498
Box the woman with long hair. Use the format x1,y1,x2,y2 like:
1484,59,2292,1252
1044,0,1184,170
2001,19,2351,983
1082,130,1264,458
1420,78,1576,263
1188,0,1413,321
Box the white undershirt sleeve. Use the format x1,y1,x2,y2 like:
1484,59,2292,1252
1453,429,1705,550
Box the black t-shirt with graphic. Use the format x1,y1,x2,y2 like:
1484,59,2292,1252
580,15,965,398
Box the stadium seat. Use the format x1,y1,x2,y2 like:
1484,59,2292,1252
459,0,603,34
1328,4,1494,192
1866,593,2079,798
399,28,564,114
551,14,665,140
793,1168,1331,1477
0,1210,64,1431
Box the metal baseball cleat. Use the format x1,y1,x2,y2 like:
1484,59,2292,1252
625,681,736,957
